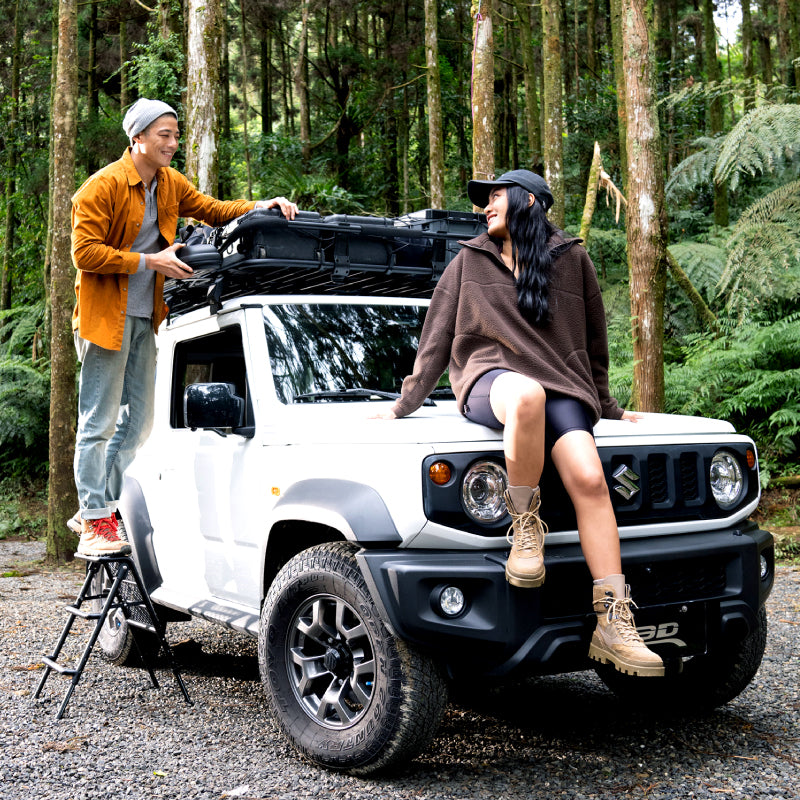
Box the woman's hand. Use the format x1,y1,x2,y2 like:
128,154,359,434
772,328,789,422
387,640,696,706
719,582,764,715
369,409,398,420
621,409,644,423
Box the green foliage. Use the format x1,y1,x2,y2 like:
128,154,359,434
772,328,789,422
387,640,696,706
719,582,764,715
667,241,727,303
0,303,50,481
665,136,724,202
128,31,185,113
665,314,800,478
718,180,800,321
715,105,800,191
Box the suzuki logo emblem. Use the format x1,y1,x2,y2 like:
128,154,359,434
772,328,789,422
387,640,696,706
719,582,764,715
612,464,640,500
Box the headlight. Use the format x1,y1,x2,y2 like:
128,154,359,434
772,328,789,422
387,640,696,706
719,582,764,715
461,460,508,523
709,450,744,509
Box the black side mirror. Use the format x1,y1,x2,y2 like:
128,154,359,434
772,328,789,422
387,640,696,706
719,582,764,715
184,383,245,432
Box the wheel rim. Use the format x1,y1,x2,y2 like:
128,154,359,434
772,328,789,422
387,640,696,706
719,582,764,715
92,567,126,639
286,593,376,729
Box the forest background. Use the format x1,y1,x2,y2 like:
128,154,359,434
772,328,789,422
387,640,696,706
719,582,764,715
0,0,799,559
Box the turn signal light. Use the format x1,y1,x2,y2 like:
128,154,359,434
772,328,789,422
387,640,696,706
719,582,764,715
428,462,452,485
746,449,756,469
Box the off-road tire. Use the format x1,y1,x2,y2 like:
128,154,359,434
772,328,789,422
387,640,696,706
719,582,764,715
595,605,768,712
258,542,448,774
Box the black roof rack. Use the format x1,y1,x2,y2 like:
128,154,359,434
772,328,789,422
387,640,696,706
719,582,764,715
164,208,486,316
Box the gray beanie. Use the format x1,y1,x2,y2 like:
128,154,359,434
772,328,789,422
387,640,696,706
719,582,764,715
123,98,178,143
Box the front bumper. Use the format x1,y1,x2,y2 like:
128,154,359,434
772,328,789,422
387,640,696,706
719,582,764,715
356,522,774,678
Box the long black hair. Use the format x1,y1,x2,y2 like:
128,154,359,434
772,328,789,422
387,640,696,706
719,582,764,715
505,185,558,326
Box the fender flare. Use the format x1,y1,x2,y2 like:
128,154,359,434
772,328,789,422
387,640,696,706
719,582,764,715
270,479,402,545
118,475,164,593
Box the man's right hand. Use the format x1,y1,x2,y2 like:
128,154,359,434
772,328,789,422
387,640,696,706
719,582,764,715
145,243,193,279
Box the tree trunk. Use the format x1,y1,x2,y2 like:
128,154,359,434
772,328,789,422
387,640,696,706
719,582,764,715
541,0,564,227
579,141,603,246
185,0,222,196
742,0,755,109
261,33,272,136
514,0,542,170
47,0,80,563
43,0,59,354
425,0,446,208
240,0,253,199
471,0,494,193
119,16,129,111
620,0,668,413
777,0,792,91
703,0,728,227
294,0,311,168
666,250,719,334
610,0,627,192
86,0,98,175
1,0,21,313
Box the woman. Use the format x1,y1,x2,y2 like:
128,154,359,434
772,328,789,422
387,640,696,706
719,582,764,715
376,170,663,678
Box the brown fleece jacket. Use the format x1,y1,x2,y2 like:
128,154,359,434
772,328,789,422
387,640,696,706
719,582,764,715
391,232,623,424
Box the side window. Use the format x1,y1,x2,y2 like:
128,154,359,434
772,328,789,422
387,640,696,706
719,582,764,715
170,326,253,429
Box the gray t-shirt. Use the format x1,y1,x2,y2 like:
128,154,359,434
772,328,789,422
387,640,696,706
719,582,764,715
126,178,160,318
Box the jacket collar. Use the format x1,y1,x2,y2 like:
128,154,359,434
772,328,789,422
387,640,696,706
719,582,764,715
460,230,583,268
121,147,164,188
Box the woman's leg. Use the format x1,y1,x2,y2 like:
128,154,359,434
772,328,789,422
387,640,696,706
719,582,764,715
550,429,621,580
489,372,546,487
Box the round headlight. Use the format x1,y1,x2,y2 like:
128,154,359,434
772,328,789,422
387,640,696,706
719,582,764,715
461,460,508,523
710,450,744,509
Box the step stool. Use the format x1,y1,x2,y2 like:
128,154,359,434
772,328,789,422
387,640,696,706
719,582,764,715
33,553,192,719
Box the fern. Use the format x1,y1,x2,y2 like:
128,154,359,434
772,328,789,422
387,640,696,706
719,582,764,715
665,137,724,201
667,241,727,302
715,104,800,191
719,180,800,320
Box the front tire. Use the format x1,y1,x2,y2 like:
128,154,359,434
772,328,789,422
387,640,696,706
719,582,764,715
595,605,768,712
258,542,448,774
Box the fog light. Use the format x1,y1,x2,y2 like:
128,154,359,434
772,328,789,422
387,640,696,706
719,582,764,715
439,586,466,617
760,554,769,581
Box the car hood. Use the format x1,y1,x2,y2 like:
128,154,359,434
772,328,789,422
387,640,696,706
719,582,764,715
260,402,738,447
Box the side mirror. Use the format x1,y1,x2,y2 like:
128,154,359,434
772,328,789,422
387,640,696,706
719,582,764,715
184,383,245,431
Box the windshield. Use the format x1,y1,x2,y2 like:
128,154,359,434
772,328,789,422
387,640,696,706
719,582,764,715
264,302,446,403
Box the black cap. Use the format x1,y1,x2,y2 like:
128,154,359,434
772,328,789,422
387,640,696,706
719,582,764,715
467,169,554,212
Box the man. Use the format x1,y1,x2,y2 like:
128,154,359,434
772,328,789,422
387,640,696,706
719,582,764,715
69,98,298,557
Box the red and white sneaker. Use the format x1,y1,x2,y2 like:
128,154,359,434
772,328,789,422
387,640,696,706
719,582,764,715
77,516,131,557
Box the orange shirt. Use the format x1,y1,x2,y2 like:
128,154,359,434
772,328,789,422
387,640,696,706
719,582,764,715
71,149,255,350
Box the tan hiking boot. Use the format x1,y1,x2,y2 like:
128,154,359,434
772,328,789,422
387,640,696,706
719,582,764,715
588,576,664,677
503,486,547,588
77,516,132,557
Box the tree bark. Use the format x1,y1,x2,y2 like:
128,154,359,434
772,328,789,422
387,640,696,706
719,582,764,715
620,0,668,412
742,0,755,109
294,0,311,168
514,0,542,170
579,141,603,247
119,16,129,111
240,0,253,199
1,0,21,313
703,0,728,227
425,0,446,208
471,0,494,193
47,0,80,563
610,0,627,192
541,0,564,227
185,0,222,196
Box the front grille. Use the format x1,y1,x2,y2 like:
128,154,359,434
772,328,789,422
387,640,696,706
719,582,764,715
648,454,669,504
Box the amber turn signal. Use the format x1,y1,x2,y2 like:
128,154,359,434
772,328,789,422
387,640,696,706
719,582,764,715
746,449,756,469
428,462,452,485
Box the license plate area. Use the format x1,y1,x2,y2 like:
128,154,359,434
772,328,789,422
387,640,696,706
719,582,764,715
633,601,707,657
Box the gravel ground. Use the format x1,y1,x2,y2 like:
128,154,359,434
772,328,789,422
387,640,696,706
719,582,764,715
1,540,798,800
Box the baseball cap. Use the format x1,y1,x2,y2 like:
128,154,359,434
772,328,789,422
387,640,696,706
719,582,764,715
467,169,554,212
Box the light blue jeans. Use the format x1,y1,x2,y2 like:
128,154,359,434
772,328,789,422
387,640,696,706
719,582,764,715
73,316,156,520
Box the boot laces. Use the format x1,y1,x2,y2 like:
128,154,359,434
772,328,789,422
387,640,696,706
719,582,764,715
506,509,548,552
600,596,645,645
89,517,119,542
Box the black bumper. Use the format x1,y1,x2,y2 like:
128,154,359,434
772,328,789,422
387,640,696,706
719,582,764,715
356,522,774,677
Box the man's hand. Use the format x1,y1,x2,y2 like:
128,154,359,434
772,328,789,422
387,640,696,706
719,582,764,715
145,243,193,279
255,197,299,220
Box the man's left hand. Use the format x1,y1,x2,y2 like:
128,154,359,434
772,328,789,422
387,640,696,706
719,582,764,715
255,197,299,220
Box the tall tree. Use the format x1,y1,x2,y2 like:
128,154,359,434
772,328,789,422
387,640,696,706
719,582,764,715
610,0,628,191
514,0,542,170
471,0,494,192
425,0,445,208
294,0,311,168
1,0,21,311
185,0,222,195
620,0,668,412
47,0,80,562
703,0,728,226
541,0,564,226
742,0,755,110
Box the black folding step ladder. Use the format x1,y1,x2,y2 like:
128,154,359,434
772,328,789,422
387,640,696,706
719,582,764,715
34,553,192,719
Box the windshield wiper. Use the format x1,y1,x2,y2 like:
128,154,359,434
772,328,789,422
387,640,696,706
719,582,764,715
293,387,435,406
